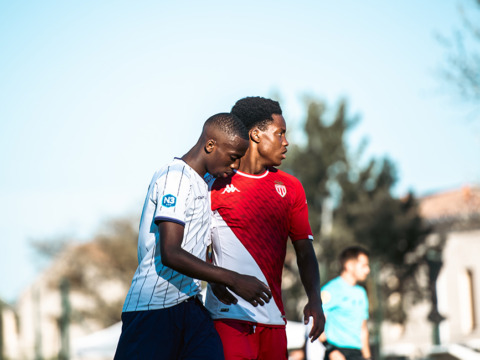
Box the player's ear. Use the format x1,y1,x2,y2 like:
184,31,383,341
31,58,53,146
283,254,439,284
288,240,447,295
205,139,216,153
250,128,260,144
345,259,355,272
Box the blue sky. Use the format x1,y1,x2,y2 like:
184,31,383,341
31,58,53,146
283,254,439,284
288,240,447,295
1,0,479,302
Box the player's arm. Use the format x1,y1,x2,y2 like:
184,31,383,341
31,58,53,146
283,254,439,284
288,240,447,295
293,239,325,342
361,320,371,359
159,221,271,306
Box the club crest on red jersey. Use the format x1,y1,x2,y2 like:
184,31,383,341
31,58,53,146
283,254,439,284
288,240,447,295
275,182,287,198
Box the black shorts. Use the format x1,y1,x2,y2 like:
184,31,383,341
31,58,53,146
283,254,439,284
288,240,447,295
324,341,363,360
114,296,224,360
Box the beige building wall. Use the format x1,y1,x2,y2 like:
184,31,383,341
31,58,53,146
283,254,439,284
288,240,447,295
380,228,480,358
381,301,435,359
14,253,128,360
1,303,20,360
437,229,480,344
16,277,63,360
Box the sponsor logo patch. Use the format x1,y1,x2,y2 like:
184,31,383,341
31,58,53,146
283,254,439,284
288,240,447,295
220,308,230,312
162,194,177,207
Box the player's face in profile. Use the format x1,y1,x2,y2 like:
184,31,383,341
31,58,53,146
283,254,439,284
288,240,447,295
207,136,249,178
354,254,370,282
257,114,288,167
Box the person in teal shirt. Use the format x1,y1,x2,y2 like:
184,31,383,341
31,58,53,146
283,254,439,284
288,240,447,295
320,246,371,360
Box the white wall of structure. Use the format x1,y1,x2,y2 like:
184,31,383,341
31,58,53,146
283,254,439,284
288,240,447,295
381,300,435,359
437,229,480,344
16,277,62,360
1,304,20,360
12,252,128,360
380,228,480,359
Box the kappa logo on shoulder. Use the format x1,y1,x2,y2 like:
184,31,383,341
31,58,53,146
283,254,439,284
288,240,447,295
221,184,240,194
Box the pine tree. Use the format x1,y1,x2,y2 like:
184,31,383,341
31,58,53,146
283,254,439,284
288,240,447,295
281,98,430,327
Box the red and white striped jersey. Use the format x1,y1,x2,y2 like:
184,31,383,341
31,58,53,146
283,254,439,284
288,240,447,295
205,167,313,326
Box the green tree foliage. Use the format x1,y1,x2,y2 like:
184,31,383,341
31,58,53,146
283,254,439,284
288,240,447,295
281,98,430,324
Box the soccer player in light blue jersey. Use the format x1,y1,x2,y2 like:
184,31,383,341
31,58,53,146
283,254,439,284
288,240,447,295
320,246,371,360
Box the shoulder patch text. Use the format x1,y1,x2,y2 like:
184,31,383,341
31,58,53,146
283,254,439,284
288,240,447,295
162,194,177,207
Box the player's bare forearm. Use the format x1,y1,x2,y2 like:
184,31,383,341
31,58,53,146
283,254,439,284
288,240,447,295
159,221,272,306
361,320,371,359
293,239,325,341
293,239,322,303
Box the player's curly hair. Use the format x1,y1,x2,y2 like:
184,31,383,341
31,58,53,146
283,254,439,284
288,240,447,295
204,112,249,141
231,97,282,131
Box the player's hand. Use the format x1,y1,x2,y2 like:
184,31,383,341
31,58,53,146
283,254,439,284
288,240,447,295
228,274,272,307
210,283,237,305
304,298,325,342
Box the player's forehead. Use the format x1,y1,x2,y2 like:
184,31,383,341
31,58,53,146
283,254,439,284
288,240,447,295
357,253,369,264
264,114,286,131
219,135,249,155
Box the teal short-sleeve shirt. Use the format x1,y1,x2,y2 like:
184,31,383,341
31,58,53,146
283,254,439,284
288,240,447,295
321,276,368,349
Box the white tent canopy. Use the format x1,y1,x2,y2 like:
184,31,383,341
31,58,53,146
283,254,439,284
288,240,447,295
72,322,122,360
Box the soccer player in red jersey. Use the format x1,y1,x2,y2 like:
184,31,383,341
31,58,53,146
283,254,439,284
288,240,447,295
205,97,326,360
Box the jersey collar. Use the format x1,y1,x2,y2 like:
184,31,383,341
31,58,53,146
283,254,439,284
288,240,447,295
234,169,269,179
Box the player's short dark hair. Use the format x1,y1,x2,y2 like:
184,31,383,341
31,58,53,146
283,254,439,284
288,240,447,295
231,96,283,131
204,112,249,141
339,246,369,270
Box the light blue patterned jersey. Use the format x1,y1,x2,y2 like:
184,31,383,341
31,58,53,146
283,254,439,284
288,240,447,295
321,276,369,349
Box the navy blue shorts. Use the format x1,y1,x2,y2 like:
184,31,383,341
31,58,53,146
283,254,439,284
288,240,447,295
114,296,224,360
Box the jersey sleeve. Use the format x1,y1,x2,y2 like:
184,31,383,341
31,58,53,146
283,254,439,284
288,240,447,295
153,166,191,226
288,180,313,241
